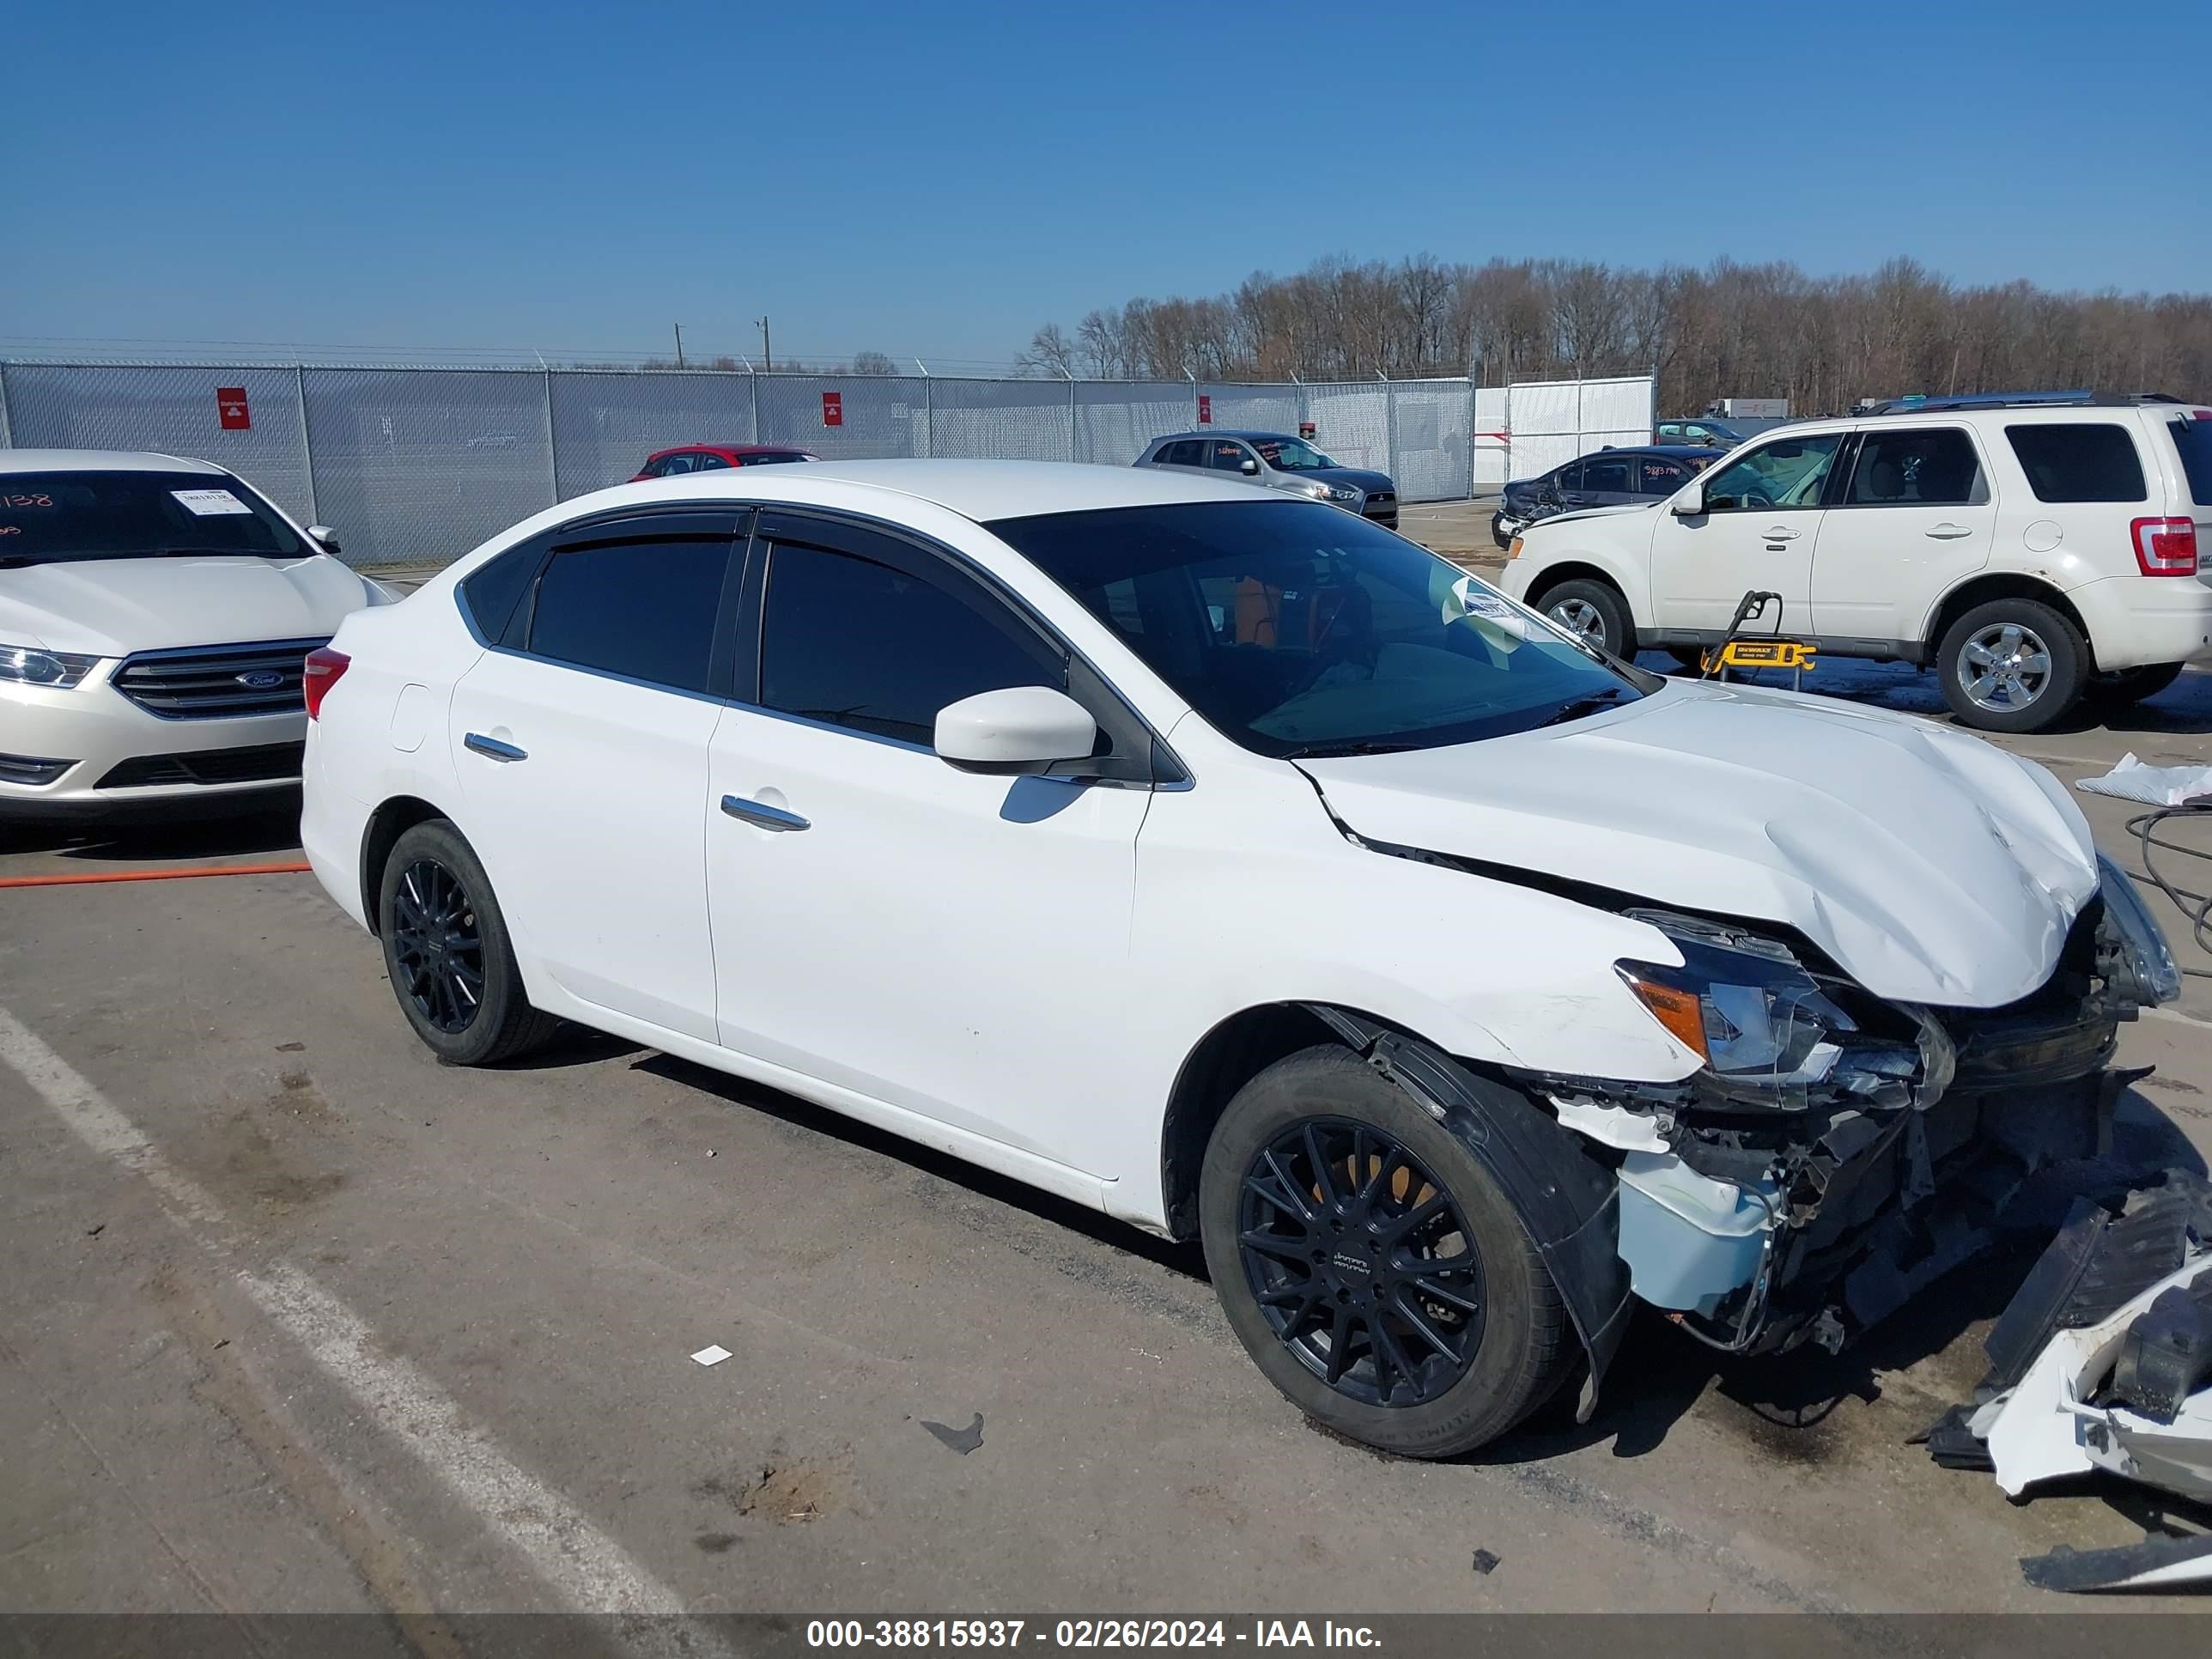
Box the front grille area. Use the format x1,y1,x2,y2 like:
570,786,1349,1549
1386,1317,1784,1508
111,639,328,720
95,742,306,790
1363,492,1398,526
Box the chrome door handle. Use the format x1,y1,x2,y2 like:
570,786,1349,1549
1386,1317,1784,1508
1925,524,1974,539
720,794,811,833
1762,526,1801,541
464,732,528,763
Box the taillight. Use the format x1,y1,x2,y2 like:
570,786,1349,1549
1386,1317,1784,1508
2130,517,2199,576
302,647,350,719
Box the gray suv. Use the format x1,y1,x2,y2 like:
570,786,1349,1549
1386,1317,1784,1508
1136,431,1398,529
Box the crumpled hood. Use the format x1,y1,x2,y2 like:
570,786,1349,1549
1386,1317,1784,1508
1523,501,1654,532
0,555,370,655
1298,678,2099,1006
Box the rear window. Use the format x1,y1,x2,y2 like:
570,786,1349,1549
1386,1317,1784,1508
2005,423,2147,503
2167,416,2212,507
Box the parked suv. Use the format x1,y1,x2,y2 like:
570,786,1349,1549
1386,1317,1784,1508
1499,397,2212,732
304,459,2176,1457
1492,446,1724,549
0,450,393,818
1137,431,1397,528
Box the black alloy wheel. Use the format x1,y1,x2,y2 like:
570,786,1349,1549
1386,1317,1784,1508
389,856,485,1034
1237,1116,1486,1408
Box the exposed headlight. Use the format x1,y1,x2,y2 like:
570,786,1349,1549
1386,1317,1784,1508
2097,853,2181,1006
1297,481,1333,500
1616,915,1861,1109
0,644,100,690
1326,485,1360,503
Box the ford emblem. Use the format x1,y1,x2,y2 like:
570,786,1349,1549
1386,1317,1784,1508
235,669,286,690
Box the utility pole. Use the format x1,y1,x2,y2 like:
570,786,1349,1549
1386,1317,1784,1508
672,323,686,368
756,316,772,372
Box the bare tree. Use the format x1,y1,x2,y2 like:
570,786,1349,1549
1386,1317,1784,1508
851,350,896,376
1013,324,1079,378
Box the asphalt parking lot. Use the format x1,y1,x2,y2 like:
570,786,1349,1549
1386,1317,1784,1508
6,527,2212,1627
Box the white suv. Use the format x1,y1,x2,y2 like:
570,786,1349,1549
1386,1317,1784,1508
302,459,2179,1457
1498,398,2212,732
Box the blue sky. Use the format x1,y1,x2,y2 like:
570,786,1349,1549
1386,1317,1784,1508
10,0,2205,368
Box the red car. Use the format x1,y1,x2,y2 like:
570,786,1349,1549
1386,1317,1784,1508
631,443,819,480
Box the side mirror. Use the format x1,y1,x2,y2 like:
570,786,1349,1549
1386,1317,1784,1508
935,686,1098,776
307,524,342,554
1240,458,1259,475
1671,482,1705,517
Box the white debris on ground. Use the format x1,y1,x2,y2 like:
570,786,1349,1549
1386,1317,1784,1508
2076,752,2212,808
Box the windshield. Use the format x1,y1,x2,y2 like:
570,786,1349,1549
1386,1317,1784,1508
990,500,1642,757
1700,435,1839,510
1250,437,1340,471
0,471,306,563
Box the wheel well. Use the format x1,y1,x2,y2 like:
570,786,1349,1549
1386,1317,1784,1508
1158,1002,1358,1242
1523,562,1622,607
359,796,447,935
1925,574,2094,665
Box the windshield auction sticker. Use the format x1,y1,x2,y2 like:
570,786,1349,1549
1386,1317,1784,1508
171,488,254,516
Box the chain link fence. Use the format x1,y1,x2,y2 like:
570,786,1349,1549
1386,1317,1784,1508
0,360,1651,567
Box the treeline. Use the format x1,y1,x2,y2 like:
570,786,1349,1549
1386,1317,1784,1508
1015,255,2212,414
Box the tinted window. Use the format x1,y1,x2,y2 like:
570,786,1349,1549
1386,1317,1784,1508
1553,461,1584,490
1154,440,1202,467
658,453,696,476
526,538,730,694
2167,417,2212,507
2006,423,2146,503
459,540,544,641
741,451,813,465
1581,457,1633,492
1639,457,1688,491
993,500,1641,758
1702,434,1841,511
693,452,732,471
759,542,1062,747
1207,441,1255,472
0,470,305,562
1845,428,1984,506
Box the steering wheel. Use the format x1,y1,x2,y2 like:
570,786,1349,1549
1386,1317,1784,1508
1741,489,1774,508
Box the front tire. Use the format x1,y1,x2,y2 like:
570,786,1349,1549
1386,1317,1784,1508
1936,598,2087,733
377,819,562,1066
1199,1046,1568,1458
1534,578,1635,657
2084,662,2185,708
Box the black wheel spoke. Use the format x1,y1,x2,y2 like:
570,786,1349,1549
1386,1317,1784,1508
1236,1113,1486,1412
390,858,485,1036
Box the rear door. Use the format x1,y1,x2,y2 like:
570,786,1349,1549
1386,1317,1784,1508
1811,425,1994,645
1634,452,1694,502
1648,430,1842,633
448,507,743,1042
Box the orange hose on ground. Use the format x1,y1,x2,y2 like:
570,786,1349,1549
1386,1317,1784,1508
0,861,312,889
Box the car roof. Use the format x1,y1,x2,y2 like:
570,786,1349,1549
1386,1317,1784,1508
592,459,1271,522
0,448,228,476
653,442,816,456
1149,429,1299,446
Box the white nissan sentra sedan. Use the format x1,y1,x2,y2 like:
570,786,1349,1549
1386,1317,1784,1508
0,450,393,819
301,459,2179,1456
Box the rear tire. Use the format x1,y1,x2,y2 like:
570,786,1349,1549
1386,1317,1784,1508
377,819,562,1066
1936,598,2087,734
2083,662,2185,708
1534,578,1636,658
1199,1045,1568,1458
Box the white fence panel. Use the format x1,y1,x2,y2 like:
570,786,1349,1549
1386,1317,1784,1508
1074,382,1193,465
550,371,757,499
1390,380,1474,503
1474,386,1510,489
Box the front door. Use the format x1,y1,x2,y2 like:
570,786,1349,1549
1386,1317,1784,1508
1649,430,1844,634
1810,425,1995,646
449,508,741,1042
705,513,1152,1179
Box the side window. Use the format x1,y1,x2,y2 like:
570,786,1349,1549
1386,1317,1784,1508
1581,456,1633,493
2006,423,2148,503
526,536,731,694
1207,441,1255,472
1844,428,1984,507
659,453,697,476
459,538,545,642
1552,461,1584,491
1155,440,1201,467
693,451,732,471
758,542,1064,747
1639,457,1688,492
1700,434,1842,511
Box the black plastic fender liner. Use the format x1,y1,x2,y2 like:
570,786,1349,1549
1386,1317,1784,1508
1301,1005,1633,1423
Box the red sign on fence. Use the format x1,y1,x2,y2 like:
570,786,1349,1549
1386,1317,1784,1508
1298,420,1316,440
216,387,251,431
1197,394,1212,425
821,391,843,428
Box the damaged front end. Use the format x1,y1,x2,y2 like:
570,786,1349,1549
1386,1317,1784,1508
1516,854,2179,1360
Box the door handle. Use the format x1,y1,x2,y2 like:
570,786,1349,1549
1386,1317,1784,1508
720,794,811,833
1924,524,1974,540
1762,526,1801,542
464,732,528,763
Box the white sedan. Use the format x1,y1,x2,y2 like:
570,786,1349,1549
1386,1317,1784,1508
0,450,392,818
302,459,2176,1455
